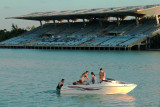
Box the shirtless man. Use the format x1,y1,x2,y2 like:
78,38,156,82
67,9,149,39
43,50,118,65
99,68,105,82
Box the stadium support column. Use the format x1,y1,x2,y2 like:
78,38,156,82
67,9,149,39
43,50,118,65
83,19,86,27
156,15,159,25
53,20,56,28
117,17,120,26
136,16,139,26
40,21,43,28
148,38,151,49
68,19,70,27
145,37,151,49
145,38,148,49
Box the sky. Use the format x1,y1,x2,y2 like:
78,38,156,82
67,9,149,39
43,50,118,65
0,0,160,30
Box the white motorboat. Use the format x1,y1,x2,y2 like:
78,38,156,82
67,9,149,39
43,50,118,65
57,79,137,94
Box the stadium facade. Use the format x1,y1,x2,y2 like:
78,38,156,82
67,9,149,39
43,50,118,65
1,4,160,50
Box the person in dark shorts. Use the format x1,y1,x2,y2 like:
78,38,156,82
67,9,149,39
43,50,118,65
56,79,64,91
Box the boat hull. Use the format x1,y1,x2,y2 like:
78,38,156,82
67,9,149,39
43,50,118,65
60,81,137,94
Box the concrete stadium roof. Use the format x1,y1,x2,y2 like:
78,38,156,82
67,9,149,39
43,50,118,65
6,4,160,21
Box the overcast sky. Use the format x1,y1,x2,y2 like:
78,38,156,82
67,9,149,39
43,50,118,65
0,0,160,30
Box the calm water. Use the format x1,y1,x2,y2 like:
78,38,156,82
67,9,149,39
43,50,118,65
0,49,160,107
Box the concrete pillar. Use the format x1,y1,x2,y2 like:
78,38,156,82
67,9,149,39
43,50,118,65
83,19,86,27
67,19,70,27
40,21,43,28
124,47,126,51
138,45,141,50
156,15,159,25
148,38,151,49
53,20,56,28
145,39,148,49
136,16,139,26
117,17,120,26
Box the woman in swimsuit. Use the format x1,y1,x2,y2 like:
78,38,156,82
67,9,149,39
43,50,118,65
73,71,90,85
80,71,90,84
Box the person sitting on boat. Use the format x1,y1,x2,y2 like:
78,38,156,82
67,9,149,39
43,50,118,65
80,71,90,84
56,79,64,91
73,71,90,85
91,72,97,84
99,68,105,82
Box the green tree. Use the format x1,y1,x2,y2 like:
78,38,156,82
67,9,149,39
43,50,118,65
0,24,27,42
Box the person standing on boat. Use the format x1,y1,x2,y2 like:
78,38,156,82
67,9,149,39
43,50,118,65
99,68,105,82
91,72,97,84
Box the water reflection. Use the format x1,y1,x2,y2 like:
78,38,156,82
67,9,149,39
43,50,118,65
59,94,136,107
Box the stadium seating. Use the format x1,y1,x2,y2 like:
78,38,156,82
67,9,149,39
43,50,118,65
0,19,159,48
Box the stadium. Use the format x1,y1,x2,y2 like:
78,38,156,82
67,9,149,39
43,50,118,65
0,4,160,50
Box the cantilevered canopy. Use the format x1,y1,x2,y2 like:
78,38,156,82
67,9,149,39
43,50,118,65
6,4,160,21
